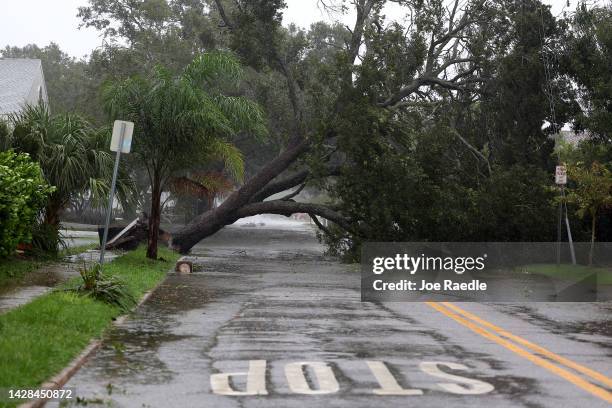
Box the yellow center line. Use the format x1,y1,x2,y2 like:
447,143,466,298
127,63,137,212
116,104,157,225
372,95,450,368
441,301,612,389
425,301,612,403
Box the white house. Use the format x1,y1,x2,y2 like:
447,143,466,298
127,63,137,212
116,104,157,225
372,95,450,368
0,58,48,119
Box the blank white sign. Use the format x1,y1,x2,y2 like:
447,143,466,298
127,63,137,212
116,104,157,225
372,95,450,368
110,120,134,153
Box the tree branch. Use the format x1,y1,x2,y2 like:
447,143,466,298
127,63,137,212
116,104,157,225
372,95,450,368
450,128,492,176
279,182,306,201
214,0,234,28
250,169,310,203
309,214,334,237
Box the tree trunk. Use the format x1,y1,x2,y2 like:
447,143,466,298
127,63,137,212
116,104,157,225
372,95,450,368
44,196,64,228
147,176,162,259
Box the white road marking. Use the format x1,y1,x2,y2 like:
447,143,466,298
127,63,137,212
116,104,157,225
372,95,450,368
284,361,340,394
419,361,495,394
366,361,423,395
210,360,268,395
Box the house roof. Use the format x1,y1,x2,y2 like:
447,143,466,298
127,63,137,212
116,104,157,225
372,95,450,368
0,58,48,117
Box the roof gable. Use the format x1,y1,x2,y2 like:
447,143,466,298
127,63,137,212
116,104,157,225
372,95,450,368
0,58,48,116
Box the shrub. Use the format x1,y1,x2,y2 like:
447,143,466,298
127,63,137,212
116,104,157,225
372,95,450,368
0,151,54,258
29,222,66,258
68,263,136,311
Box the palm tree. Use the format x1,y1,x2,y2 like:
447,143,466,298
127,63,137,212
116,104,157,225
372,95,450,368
5,104,133,231
103,51,266,259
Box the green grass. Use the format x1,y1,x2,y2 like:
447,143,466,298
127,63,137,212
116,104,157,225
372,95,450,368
0,246,178,406
58,243,98,258
0,258,42,287
518,263,612,284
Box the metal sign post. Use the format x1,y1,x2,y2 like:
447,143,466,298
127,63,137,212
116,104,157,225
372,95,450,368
555,165,576,265
99,120,134,266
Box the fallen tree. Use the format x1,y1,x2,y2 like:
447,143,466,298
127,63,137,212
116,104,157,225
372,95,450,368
170,0,491,253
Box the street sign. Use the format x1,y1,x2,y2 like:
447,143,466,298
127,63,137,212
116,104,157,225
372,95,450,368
100,120,135,267
555,165,567,185
110,120,134,153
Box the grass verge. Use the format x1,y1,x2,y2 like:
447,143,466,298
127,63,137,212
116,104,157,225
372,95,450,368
58,243,98,258
0,259,42,287
0,244,97,287
0,246,179,406
519,263,612,284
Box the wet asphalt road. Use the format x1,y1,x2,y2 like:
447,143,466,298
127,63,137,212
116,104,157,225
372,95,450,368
59,220,611,408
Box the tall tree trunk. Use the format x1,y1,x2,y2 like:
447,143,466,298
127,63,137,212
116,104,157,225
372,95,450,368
147,176,162,259
44,196,63,228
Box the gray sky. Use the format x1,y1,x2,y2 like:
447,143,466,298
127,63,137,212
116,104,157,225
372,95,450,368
0,0,582,58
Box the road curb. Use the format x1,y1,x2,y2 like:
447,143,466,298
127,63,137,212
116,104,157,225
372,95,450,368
18,274,168,408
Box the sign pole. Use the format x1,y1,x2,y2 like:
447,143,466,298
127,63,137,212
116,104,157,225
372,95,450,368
99,122,126,267
555,165,567,266
562,186,577,265
557,190,562,265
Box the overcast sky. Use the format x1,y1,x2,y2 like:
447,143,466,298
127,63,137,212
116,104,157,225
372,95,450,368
0,0,587,59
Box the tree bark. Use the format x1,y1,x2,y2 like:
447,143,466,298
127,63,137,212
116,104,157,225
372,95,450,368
43,196,65,228
147,175,162,259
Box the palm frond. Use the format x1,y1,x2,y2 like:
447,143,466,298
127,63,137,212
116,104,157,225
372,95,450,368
204,139,245,182
169,172,234,199
213,95,268,140
184,51,244,86
4,102,136,214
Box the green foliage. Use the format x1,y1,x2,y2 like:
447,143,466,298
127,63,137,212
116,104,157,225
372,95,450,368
324,93,558,260
558,140,612,244
0,258,42,287
315,0,578,259
102,52,265,178
6,0,610,259
561,3,612,140
28,223,66,258
474,166,557,241
0,151,53,258
4,104,134,230
566,161,612,223
102,52,266,258
227,0,287,69
68,263,136,311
